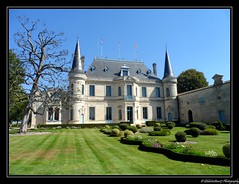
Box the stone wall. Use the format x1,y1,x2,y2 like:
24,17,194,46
178,81,230,124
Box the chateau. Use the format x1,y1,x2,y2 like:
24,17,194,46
30,40,230,127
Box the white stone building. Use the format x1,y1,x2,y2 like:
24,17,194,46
30,39,230,127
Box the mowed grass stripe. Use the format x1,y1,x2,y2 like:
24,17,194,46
82,129,151,175
9,133,55,175
9,129,231,175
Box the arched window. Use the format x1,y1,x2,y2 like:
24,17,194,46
55,108,59,121
48,107,53,121
188,110,193,123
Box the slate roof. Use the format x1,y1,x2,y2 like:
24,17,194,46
85,58,161,82
71,39,83,72
163,50,174,79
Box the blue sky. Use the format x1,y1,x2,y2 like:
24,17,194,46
9,8,230,85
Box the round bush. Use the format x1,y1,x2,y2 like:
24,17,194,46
222,143,230,158
127,125,138,133
111,128,121,137
149,129,171,136
155,123,161,127
136,124,142,129
105,125,110,129
175,131,187,142
153,126,162,131
166,122,175,129
190,127,201,137
139,127,153,133
119,123,129,130
124,129,134,137
200,128,218,135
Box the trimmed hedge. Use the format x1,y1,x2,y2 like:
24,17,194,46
139,144,230,166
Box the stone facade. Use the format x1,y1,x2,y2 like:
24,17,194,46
178,79,230,124
30,40,230,127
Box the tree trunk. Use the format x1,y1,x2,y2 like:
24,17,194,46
19,107,31,133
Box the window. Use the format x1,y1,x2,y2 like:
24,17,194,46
48,107,53,120
106,86,111,96
119,109,122,120
166,88,170,97
118,87,121,96
156,107,162,119
89,85,95,96
120,65,130,76
106,107,112,120
143,107,148,119
82,85,84,95
70,109,73,120
219,111,225,123
155,87,160,97
142,87,147,97
55,108,59,121
123,70,128,76
71,83,74,95
136,87,138,96
127,85,132,96
89,107,95,120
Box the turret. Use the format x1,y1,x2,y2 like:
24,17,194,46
68,39,87,124
162,49,178,122
162,49,177,98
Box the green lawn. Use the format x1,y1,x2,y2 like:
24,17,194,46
9,127,230,175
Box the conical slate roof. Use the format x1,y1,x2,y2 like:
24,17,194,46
163,49,174,78
71,39,83,72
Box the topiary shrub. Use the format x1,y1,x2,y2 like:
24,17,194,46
111,128,121,137
154,123,161,127
127,125,138,133
175,131,187,142
139,127,153,133
124,129,134,137
146,121,157,127
153,126,162,131
200,128,218,135
119,123,129,131
189,122,208,130
222,143,230,158
105,125,110,129
136,124,142,129
211,120,225,130
149,129,171,136
190,127,201,137
166,122,175,130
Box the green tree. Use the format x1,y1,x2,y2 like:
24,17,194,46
177,69,208,93
9,50,27,126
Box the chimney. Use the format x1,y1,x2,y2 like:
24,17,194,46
152,63,157,76
212,74,223,86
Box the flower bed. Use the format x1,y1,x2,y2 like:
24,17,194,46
138,143,230,166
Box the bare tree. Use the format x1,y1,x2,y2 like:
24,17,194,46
13,16,70,133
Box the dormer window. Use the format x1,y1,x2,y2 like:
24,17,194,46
147,69,152,75
136,69,141,74
90,66,96,71
120,64,130,76
104,66,109,72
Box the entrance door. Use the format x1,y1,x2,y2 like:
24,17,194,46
168,112,172,121
127,107,133,122
188,110,193,123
